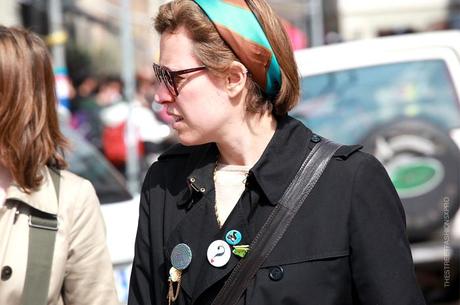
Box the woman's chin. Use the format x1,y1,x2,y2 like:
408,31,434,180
176,133,209,147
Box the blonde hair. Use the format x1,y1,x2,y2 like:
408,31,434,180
154,0,300,116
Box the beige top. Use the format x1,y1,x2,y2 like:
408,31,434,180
0,168,119,305
214,163,250,227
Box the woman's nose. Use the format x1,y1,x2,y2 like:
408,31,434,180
154,83,174,105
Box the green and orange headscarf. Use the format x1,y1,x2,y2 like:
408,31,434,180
194,0,282,98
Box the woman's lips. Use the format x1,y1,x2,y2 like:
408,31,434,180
169,113,184,128
167,112,184,123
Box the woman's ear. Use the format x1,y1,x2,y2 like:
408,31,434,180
226,61,248,98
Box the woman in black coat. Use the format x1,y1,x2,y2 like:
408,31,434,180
128,0,426,304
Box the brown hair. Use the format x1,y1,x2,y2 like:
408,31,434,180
0,26,67,192
154,0,300,116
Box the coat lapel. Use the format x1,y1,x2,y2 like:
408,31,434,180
164,143,220,299
165,192,218,299
190,192,253,303
164,145,255,303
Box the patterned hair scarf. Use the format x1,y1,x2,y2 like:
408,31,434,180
194,0,282,98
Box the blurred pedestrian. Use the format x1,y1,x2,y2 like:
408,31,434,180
72,75,124,151
0,26,119,305
70,75,100,128
128,1,425,305
100,73,173,175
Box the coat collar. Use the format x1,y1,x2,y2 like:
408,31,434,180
177,115,314,208
5,167,59,215
250,115,313,205
175,143,219,209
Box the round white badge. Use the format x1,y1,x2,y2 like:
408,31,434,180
207,240,232,267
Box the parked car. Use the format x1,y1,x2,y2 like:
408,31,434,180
61,122,138,304
294,31,460,303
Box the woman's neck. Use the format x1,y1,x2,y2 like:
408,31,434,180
216,111,277,167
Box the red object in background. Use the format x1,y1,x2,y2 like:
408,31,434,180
102,122,144,166
281,19,308,50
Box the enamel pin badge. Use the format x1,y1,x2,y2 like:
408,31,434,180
207,240,232,267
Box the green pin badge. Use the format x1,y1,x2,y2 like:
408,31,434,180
232,245,250,258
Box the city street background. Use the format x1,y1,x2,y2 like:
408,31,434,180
1,1,459,304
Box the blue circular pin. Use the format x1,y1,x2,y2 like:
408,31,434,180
225,230,242,246
171,243,192,271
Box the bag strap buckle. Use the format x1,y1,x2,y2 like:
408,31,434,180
28,214,58,231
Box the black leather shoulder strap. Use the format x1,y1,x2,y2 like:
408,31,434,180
211,140,342,305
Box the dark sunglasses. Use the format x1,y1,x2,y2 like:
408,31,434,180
152,63,207,96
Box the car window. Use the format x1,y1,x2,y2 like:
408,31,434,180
294,59,460,143
61,125,133,204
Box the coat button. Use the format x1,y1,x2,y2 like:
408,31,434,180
1,266,12,281
311,134,321,143
268,266,284,281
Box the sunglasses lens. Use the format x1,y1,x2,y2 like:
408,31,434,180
164,72,177,96
153,64,177,96
152,65,161,87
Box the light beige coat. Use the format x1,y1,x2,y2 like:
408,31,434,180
0,168,119,305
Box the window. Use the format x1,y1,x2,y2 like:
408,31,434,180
294,60,460,143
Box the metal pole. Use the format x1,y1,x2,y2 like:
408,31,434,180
120,0,140,194
48,0,72,109
48,0,66,67
309,0,325,46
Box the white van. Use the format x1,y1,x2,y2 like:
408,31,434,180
294,31,460,303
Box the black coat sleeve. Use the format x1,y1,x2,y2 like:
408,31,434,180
128,167,154,305
349,153,426,304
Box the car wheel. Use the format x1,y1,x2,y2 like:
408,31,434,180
361,119,460,241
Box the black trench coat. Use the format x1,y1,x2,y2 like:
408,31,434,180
128,115,426,305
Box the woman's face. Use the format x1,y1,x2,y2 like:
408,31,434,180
155,27,237,146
